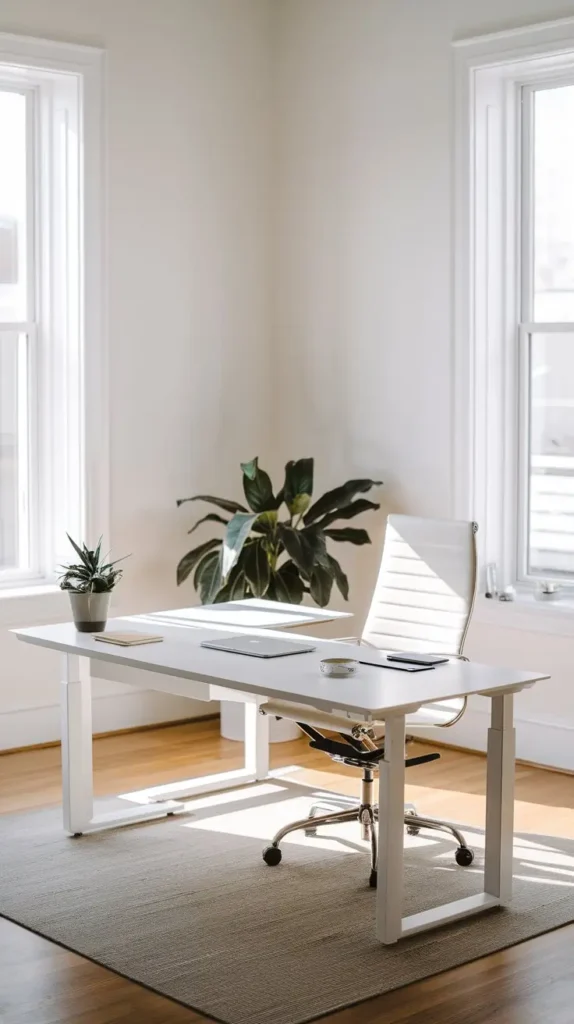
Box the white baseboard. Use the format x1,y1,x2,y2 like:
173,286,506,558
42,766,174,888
0,689,216,751
412,707,574,772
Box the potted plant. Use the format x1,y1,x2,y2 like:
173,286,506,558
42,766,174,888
59,535,127,632
177,458,381,606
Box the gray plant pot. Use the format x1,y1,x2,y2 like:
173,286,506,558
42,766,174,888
68,591,111,632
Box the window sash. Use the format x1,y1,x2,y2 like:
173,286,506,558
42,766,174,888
0,83,37,580
517,82,574,584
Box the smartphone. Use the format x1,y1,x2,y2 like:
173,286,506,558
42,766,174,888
386,652,449,667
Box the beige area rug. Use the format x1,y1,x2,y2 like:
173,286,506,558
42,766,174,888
1,773,574,1024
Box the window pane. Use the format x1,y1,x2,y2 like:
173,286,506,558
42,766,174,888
533,86,574,322
0,333,28,570
0,91,27,323
528,332,574,574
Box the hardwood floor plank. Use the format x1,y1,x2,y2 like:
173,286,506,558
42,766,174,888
1,718,573,1024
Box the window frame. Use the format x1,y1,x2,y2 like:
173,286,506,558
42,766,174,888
454,16,574,595
0,33,107,592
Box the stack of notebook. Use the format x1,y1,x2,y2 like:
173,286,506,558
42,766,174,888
93,632,164,647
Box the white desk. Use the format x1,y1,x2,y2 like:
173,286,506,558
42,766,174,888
15,616,549,945
143,599,353,742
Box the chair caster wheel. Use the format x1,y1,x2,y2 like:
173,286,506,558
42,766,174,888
263,846,282,866
455,846,474,867
406,826,420,836
304,828,317,837
369,870,377,888
73,833,83,838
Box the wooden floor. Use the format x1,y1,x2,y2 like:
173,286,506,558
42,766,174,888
1,718,574,1024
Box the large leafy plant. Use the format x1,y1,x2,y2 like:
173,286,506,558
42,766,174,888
176,459,381,607
58,535,127,593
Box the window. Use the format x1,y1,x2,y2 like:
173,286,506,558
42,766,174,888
0,34,105,590
454,17,574,593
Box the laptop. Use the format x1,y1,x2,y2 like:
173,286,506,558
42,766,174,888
200,635,316,659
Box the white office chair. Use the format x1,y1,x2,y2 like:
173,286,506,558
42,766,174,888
260,514,478,887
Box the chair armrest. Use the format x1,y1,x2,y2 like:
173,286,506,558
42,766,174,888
334,636,378,648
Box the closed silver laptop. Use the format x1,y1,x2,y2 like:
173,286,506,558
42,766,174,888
200,635,316,659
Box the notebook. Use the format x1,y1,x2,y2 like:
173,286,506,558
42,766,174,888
93,632,164,647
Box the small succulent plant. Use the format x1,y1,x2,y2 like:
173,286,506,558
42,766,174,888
58,534,128,593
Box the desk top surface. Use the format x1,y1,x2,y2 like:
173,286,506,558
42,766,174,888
14,616,550,719
149,598,352,630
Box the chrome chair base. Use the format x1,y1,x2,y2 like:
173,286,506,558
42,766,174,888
263,802,379,886
262,792,475,884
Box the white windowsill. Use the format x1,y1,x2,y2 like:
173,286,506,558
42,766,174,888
473,591,574,637
0,582,60,601
0,582,68,629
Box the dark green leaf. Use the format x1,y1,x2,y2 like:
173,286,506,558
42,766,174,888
208,559,239,601
283,458,314,515
243,539,271,598
198,549,223,604
66,533,92,570
93,537,103,567
304,479,382,525
325,553,349,600
193,547,222,591
316,499,380,530
310,529,330,569
222,512,259,579
187,512,229,535
278,525,312,577
212,585,230,603
241,457,275,513
177,495,248,515
309,564,334,607
177,537,221,585
272,560,304,604
229,570,248,601
278,524,329,577
213,563,248,603
324,527,371,545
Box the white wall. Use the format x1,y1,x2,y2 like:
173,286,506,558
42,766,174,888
0,0,273,749
4,0,574,767
273,0,574,770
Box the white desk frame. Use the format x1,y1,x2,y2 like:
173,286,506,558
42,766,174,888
60,652,272,834
15,614,546,945
376,692,515,943
56,600,352,834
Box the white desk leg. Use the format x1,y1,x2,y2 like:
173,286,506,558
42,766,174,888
244,701,270,780
61,654,94,835
61,653,185,835
485,693,515,904
376,713,406,944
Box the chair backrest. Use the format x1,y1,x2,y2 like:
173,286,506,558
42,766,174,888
362,514,478,657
